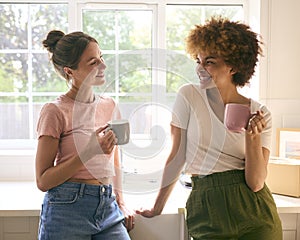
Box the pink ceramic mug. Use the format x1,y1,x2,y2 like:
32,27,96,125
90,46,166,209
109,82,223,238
224,103,255,132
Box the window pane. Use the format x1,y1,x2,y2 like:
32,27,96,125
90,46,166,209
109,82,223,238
32,53,68,92
0,97,29,139
0,4,28,49
119,11,152,50
119,53,152,93
0,53,27,92
166,51,197,93
83,10,152,51
31,4,68,50
166,5,243,50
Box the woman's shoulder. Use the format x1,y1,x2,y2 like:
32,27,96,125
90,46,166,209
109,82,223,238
98,95,116,105
178,83,201,94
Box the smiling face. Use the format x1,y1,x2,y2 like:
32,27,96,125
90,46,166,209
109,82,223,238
65,41,106,87
196,53,235,87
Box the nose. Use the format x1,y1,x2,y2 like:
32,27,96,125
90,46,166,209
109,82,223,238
98,60,106,70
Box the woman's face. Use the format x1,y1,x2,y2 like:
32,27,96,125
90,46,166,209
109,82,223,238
196,53,234,86
70,41,106,87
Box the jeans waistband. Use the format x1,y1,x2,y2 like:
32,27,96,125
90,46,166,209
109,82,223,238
48,182,113,197
191,170,245,189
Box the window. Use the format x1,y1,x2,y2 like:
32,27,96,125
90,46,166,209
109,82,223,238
0,2,68,142
0,1,257,183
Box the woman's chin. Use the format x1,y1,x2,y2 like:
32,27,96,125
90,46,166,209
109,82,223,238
94,77,106,86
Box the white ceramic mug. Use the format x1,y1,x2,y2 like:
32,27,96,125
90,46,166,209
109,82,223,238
107,119,130,145
224,103,255,133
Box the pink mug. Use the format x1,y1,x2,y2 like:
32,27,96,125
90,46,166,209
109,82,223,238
224,103,255,132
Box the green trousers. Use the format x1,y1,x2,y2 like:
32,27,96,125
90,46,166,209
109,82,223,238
186,170,282,240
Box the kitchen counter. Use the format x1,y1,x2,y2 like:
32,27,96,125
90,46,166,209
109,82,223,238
1,182,300,240
1,181,300,216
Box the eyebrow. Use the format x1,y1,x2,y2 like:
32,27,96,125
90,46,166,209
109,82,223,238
196,55,216,62
204,56,216,60
87,57,97,63
86,51,102,63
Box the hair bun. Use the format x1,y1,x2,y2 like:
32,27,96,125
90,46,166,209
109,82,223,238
42,30,65,53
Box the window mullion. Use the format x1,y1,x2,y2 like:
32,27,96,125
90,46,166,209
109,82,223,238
27,4,34,139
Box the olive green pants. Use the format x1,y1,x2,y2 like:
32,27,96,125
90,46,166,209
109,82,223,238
186,170,282,240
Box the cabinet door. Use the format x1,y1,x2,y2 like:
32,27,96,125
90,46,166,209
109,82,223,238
0,217,39,240
283,230,296,240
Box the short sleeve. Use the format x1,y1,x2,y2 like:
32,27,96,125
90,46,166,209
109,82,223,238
171,85,191,130
36,103,64,139
260,105,272,151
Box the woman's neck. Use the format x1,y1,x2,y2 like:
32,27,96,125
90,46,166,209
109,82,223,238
66,84,95,103
217,84,249,105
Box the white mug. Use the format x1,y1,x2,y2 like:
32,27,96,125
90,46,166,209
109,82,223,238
107,119,130,145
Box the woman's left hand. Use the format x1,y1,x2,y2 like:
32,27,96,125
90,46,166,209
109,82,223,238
119,203,135,232
246,110,266,135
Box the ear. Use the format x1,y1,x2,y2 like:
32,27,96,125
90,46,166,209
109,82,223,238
63,67,73,78
230,68,237,75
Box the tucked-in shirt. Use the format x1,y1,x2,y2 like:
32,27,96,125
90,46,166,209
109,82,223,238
171,84,272,176
37,94,120,181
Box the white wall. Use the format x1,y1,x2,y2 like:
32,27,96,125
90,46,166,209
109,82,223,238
260,0,300,155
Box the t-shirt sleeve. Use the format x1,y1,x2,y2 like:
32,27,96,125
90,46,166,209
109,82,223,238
260,105,272,151
36,103,64,139
171,85,190,130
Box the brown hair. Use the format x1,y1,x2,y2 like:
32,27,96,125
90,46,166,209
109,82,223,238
42,30,98,81
186,17,263,86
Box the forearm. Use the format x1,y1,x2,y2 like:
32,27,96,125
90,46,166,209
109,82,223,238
245,134,268,192
37,155,84,192
152,129,186,214
153,175,180,215
112,147,125,205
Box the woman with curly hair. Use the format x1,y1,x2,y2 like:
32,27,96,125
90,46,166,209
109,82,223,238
137,17,282,239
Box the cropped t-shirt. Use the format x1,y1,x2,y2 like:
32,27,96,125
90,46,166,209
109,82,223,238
36,94,120,181
171,84,272,176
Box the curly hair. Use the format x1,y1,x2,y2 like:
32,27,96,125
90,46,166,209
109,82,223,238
42,30,98,82
186,17,263,86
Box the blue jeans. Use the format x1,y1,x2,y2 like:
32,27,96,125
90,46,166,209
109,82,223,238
38,182,130,240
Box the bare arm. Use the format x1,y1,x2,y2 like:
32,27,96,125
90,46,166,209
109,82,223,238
35,126,116,192
245,110,269,192
113,147,135,231
136,125,186,217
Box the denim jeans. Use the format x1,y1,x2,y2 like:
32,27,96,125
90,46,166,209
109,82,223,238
38,182,130,240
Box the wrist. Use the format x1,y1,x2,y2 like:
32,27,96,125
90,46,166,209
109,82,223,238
79,149,94,163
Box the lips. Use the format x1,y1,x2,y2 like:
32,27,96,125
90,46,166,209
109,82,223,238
96,73,105,78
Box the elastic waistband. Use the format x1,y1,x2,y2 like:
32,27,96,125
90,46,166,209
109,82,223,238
48,182,112,197
191,170,245,189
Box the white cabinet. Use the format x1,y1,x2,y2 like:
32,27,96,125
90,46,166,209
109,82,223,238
0,217,39,240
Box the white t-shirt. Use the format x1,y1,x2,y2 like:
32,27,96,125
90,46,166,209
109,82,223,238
171,84,272,176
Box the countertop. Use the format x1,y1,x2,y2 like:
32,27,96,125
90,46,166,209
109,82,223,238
0,182,300,217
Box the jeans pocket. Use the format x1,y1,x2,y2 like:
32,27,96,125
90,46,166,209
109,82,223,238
48,189,79,204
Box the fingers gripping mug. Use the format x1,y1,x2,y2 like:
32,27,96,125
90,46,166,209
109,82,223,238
224,103,256,133
107,119,130,145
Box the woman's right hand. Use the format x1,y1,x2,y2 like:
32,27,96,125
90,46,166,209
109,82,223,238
95,125,117,154
135,208,160,218
81,125,116,162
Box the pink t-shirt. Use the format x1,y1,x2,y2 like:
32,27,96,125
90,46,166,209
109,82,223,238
36,94,120,180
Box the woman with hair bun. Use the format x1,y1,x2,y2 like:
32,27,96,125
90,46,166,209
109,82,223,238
137,17,282,239
36,30,134,239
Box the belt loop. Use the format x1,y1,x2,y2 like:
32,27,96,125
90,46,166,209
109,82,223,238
79,183,85,197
